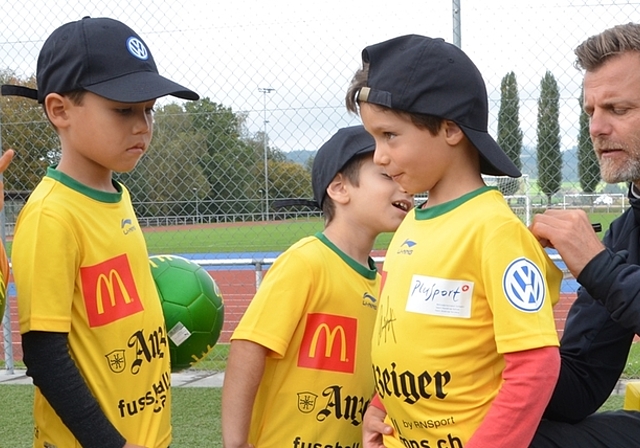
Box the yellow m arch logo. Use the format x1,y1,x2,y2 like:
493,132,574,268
309,323,347,361
96,270,133,315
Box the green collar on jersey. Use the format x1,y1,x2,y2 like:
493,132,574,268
46,167,123,203
315,232,378,279
415,185,497,220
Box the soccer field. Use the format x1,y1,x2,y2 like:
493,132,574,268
4,210,619,257
0,384,223,448
123,210,624,256
140,219,397,255
0,383,626,448
4,219,397,257
140,209,618,255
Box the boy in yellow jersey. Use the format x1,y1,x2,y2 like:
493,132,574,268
221,125,414,448
0,148,14,322
345,35,563,448
2,17,198,448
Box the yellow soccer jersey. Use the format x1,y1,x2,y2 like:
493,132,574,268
13,168,171,448
232,233,379,448
373,187,562,448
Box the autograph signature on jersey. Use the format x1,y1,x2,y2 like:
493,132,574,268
377,295,397,345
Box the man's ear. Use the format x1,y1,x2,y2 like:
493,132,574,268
443,120,465,145
44,93,72,129
325,173,350,205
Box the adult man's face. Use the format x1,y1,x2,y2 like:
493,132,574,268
583,51,640,187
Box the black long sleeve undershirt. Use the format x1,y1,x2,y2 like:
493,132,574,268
22,331,126,448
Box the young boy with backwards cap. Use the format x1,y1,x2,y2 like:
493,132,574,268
2,17,199,448
345,35,562,448
221,125,414,448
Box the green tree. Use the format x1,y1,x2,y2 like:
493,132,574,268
496,71,523,195
577,87,600,194
269,158,312,200
536,71,562,205
186,98,261,217
118,100,260,221
118,103,210,219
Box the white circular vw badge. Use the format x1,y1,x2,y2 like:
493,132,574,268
126,37,149,60
502,258,546,312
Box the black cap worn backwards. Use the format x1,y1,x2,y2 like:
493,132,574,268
273,125,375,210
1,17,199,103
357,34,521,178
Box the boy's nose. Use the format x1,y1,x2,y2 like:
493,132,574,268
373,146,389,166
134,113,152,134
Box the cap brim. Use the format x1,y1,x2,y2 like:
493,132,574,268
85,71,199,102
459,125,521,178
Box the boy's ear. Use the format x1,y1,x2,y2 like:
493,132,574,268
443,120,465,145
325,173,350,205
44,93,72,129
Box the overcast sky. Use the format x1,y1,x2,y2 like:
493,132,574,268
2,0,640,153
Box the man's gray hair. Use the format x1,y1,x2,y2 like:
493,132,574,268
575,22,640,71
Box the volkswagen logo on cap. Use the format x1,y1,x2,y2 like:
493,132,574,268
126,37,149,60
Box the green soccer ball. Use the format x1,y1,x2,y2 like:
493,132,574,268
149,255,225,372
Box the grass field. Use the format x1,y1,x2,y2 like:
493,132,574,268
4,219,397,256
0,385,222,448
0,383,626,448
624,343,640,378
0,338,635,446
3,210,622,256
141,211,622,255
141,220,399,255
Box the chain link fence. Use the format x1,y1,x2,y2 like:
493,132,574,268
1,0,638,374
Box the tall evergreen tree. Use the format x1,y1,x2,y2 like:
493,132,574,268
536,71,563,205
497,71,523,195
577,86,600,193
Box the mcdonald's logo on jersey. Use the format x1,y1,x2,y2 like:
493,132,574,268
298,313,357,373
81,254,144,327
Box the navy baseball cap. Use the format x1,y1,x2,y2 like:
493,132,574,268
1,17,199,103
356,34,521,178
273,125,375,210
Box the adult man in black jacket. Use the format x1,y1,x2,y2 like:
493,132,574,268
530,22,640,448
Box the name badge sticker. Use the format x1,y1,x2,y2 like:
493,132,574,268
406,275,473,318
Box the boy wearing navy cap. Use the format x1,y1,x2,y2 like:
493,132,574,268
2,17,198,448
221,126,413,448
345,35,562,448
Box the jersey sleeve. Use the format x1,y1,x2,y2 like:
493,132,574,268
481,219,562,353
13,205,79,333
231,247,315,358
